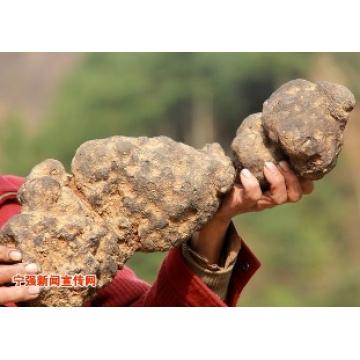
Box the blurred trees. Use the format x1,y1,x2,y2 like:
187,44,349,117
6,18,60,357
1,52,359,306
1,52,313,174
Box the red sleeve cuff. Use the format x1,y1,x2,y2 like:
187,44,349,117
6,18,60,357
226,240,261,306
160,242,260,307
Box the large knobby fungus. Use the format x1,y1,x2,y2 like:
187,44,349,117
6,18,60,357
0,79,355,306
231,79,355,189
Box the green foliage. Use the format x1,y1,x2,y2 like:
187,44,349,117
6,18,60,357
126,252,167,284
0,115,37,176
30,52,313,170
236,153,360,306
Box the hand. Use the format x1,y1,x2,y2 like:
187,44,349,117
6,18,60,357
215,161,314,223
0,246,41,305
190,161,314,266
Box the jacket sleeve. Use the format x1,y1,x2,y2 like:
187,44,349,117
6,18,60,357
92,238,260,307
0,175,24,227
131,238,261,307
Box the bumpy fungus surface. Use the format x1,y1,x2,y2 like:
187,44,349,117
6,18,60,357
231,113,284,189
0,136,235,306
232,79,355,188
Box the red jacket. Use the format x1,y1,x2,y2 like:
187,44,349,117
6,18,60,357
0,175,260,307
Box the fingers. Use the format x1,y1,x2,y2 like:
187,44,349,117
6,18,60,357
0,285,42,305
0,262,41,305
240,169,263,204
0,246,22,263
221,162,313,218
263,162,288,204
265,161,314,204
0,263,39,284
277,161,315,197
277,161,303,203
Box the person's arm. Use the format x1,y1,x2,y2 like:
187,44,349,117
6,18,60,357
189,161,314,267
175,161,314,303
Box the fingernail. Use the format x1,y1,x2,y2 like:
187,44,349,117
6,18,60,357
24,263,39,274
241,169,252,178
279,161,290,172
9,250,22,262
28,286,42,295
265,161,277,173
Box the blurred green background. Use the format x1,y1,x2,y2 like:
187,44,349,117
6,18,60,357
1,52,359,306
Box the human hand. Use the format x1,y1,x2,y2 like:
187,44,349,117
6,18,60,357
215,161,314,223
0,246,41,305
189,161,313,266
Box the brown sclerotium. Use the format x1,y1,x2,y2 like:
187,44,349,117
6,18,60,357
0,136,235,306
231,79,356,189
231,113,284,189
0,159,127,307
